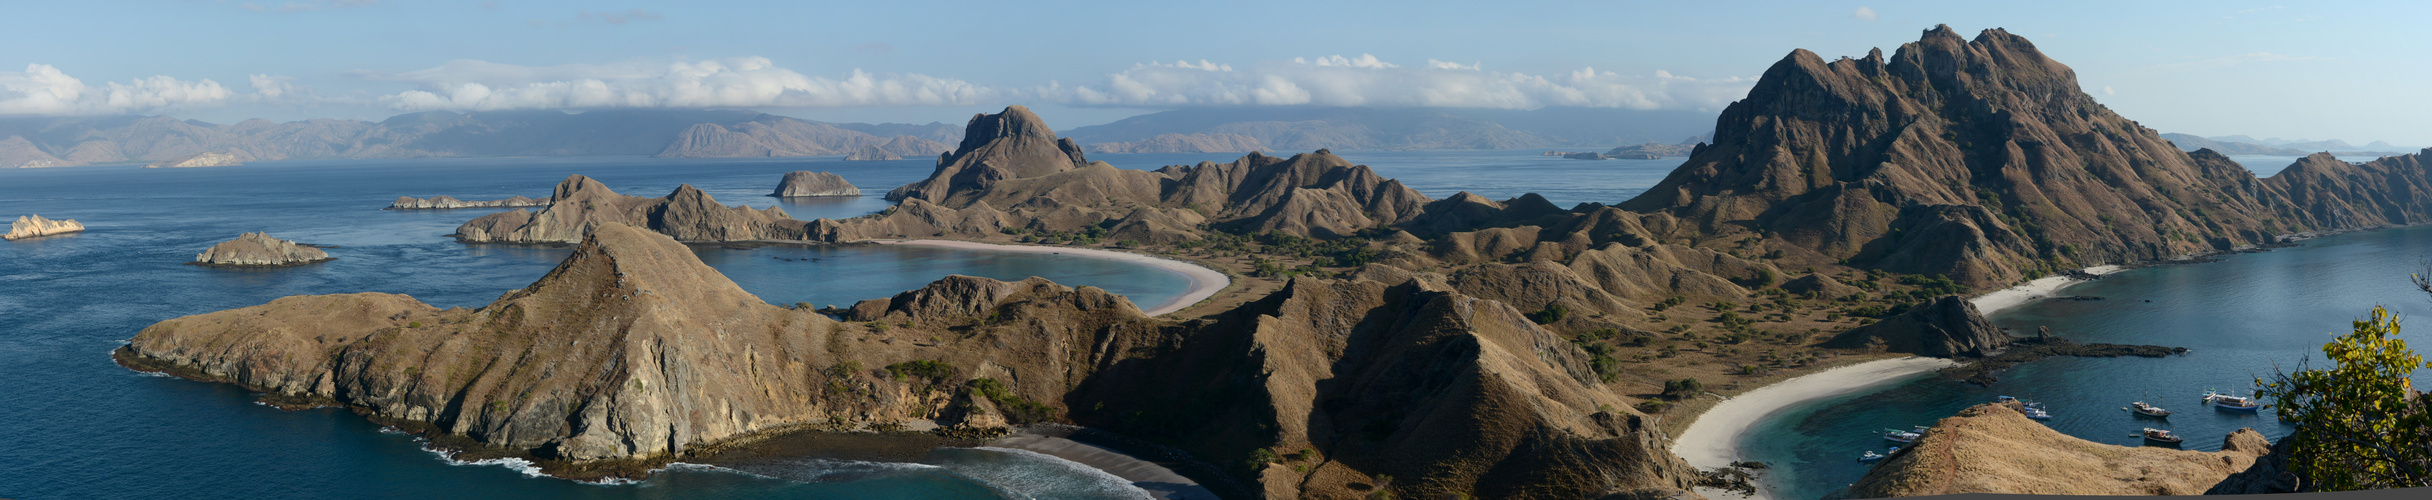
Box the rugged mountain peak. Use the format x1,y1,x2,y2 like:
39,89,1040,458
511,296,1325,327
503,222,763,313
550,174,613,201
888,106,1090,202
458,175,807,244
1622,26,2301,286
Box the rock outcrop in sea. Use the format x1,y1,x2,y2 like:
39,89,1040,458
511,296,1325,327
5,214,86,240
1604,142,1695,158
842,145,901,161
145,151,246,168
769,171,862,197
453,175,809,244
1831,403,2273,497
386,195,547,210
190,232,333,267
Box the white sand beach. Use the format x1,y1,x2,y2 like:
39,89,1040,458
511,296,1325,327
1670,357,1959,475
1968,265,2125,316
875,240,1230,317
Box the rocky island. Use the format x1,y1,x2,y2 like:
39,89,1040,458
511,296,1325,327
5,214,86,240
842,145,901,161
145,151,246,168
768,171,861,197
386,195,548,210
190,232,333,267
452,175,810,244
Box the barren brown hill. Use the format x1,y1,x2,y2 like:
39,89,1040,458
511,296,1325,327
1617,25,2315,287
454,175,810,244
1833,403,2272,497
119,222,1704,498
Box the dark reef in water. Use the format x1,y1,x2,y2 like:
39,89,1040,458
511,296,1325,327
1942,327,2185,385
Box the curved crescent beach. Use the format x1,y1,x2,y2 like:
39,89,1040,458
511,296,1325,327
1669,264,2122,499
873,239,1230,317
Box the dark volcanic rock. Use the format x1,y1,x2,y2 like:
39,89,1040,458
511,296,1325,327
768,171,861,197
1822,295,2006,357
191,232,333,267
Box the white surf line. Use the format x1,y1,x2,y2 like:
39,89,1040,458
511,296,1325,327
1969,265,2125,317
1670,357,1960,500
873,240,1230,317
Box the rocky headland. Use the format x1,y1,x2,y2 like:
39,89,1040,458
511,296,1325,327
190,232,333,267
1605,142,1696,158
842,145,901,161
144,151,246,168
452,175,810,244
1830,403,2273,497
5,214,86,240
386,195,548,210
769,171,862,197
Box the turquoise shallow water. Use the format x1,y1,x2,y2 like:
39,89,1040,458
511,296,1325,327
1738,225,2432,499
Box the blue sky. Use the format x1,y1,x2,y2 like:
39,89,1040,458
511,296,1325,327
3,1,2425,146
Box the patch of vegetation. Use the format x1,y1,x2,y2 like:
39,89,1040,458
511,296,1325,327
1531,304,1571,324
1660,378,1704,400
965,377,1057,424
886,359,956,382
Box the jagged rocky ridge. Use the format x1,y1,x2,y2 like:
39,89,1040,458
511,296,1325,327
118,223,1703,497
1830,403,2273,497
768,171,861,197
453,175,809,244
5,214,85,240
387,195,547,210
191,232,333,267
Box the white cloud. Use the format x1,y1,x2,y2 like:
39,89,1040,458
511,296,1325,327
2103,86,2116,96
0,64,248,115
1854,6,1878,21
367,57,1003,111
1046,55,1753,110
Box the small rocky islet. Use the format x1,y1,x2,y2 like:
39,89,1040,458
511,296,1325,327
768,171,862,197
190,232,333,267
5,214,85,240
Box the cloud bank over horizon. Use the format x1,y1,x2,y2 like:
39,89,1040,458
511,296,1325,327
0,55,1757,117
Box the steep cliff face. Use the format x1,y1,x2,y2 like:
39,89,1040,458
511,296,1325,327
454,175,810,244
1619,26,2302,287
191,232,334,267
1834,403,2272,497
1820,295,2007,357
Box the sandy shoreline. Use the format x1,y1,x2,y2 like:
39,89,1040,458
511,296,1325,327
874,239,1230,317
1968,265,2124,316
1670,356,1958,498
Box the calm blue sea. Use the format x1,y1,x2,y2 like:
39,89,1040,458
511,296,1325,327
2,148,2348,499
1739,224,2432,499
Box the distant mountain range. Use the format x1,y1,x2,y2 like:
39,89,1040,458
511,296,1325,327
1060,106,1716,153
2158,133,2412,156
0,109,961,168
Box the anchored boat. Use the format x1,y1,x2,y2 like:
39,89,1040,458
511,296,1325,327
1881,427,1923,443
2127,401,2172,418
2203,390,2265,412
2142,427,2184,445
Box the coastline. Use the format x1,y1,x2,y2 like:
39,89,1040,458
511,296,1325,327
1969,265,2124,316
872,239,1230,317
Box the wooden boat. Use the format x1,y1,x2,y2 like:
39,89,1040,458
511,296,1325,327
2203,390,2265,412
2127,401,2172,418
2142,427,2184,445
1881,428,1922,443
